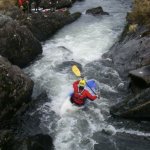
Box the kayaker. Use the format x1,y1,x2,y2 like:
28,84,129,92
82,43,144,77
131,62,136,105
18,0,31,13
70,79,98,106
34,0,41,12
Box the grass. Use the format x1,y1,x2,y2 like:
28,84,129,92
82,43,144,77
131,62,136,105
0,0,17,10
127,0,150,25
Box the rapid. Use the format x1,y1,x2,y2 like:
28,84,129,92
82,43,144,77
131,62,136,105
23,0,150,150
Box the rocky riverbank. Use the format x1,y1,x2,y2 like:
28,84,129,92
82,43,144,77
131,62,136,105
103,0,150,120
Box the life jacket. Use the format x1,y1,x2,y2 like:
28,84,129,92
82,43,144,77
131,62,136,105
71,87,87,106
18,0,28,6
71,80,97,106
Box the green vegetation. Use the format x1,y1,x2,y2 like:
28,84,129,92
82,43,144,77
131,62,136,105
127,0,150,25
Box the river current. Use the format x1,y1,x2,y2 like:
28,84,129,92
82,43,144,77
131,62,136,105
24,0,150,150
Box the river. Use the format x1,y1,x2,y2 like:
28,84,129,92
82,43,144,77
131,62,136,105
24,0,150,150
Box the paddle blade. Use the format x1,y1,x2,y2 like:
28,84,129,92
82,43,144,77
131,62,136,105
87,80,96,89
72,65,81,77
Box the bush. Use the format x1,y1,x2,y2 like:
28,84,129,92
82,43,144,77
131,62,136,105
127,0,150,25
0,0,17,10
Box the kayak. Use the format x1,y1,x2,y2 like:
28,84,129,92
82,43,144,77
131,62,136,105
60,79,97,115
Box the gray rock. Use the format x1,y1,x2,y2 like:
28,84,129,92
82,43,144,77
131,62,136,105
55,61,82,73
129,65,150,87
0,56,34,121
103,24,150,120
85,60,122,88
86,6,109,16
24,11,81,41
110,88,150,119
0,14,42,67
104,29,150,79
93,132,150,150
0,131,54,150
23,134,54,150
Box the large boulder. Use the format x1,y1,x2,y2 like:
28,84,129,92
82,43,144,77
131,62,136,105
0,14,42,67
86,6,109,16
129,65,150,87
93,132,150,150
0,131,54,150
128,65,150,93
103,28,150,79
0,56,34,121
102,0,150,120
26,134,53,150
110,88,150,119
23,11,81,41
2,6,81,42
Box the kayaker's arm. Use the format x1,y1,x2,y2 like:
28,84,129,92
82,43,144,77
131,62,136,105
73,80,80,88
85,90,97,101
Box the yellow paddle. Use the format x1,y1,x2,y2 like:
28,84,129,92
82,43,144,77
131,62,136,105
72,65,81,77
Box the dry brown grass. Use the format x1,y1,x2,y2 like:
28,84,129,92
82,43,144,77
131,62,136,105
128,24,138,32
127,0,150,25
0,0,17,10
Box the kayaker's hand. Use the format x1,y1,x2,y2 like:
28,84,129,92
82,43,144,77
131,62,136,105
20,5,24,10
96,94,100,99
96,94,99,99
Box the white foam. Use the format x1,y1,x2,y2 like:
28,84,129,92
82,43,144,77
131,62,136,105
117,128,150,137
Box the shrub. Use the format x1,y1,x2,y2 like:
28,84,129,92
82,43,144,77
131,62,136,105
127,0,150,25
128,24,138,32
0,0,17,10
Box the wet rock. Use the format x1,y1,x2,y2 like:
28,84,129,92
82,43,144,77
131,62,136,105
129,65,150,87
0,131,54,150
102,9,150,119
93,132,150,150
0,130,15,150
117,82,125,91
84,60,129,103
55,60,82,73
24,11,81,41
57,46,72,53
24,134,54,150
103,23,150,120
15,91,50,119
85,60,122,88
0,56,34,122
13,91,53,138
86,6,109,16
0,14,42,67
0,6,81,66
101,125,116,136
110,88,150,119
104,28,150,79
